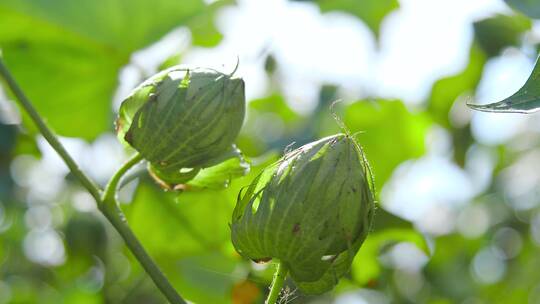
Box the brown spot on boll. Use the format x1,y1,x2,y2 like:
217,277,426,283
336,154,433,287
292,223,301,235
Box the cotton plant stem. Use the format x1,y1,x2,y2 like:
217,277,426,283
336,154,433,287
99,199,186,304
101,154,185,304
102,152,144,203
0,57,186,304
266,261,289,304
118,163,147,189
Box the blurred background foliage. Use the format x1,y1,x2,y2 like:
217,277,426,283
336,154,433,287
1,0,540,303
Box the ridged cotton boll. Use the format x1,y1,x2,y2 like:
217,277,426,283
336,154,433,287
116,66,245,186
231,134,375,294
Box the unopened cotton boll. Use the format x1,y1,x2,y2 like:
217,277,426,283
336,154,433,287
231,134,375,294
116,66,245,187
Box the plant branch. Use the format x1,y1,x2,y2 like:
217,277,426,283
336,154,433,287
118,162,148,189
0,57,186,304
102,155,185,304
266,261,288,304
99,200,186,304
103,152,143,203
0,58,102,202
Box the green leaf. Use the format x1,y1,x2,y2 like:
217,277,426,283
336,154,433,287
173,253,239,304
64,214,107,259
371,208,417,234
505,0,540,19
348,207,427,287
343,100,431,190
429,43,486,127
473,14,531,58
0,123,16,199
188,0,233,47
352,227,428,286
468,55,540,113
124,183,234,257
250,94,301,124
297,0,399,37
0,0,228,139
237,94,305,156
158,53,183,71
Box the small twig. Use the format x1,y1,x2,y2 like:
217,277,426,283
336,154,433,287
118,161,147,189
102,153,143,203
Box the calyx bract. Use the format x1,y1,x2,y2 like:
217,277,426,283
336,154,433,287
116,66,245,186
231,134,375,294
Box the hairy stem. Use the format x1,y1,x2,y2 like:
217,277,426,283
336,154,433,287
0,57,186,304
266,261,288,304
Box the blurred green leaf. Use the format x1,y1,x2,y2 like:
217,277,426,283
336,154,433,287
238,94,304,156
0,0,228,139
343,99,431,190
372,208,416,233
64,213,107,259
297,0,399,37
59,289,102,304
505,0,540,19
250,94,301,123
189,0,232,47
0,123,16,153
429,44,486,127
124,183,233,257
172,253,239,304
123,251,241,304
352,227,428,286
158,53,183,71
0,123,16,199
473,13,531,57
481,240,540,303
426,234,481,299
468,55,540,113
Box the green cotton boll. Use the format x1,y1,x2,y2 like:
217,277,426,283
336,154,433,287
231,134,375,294
116,66,245,186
